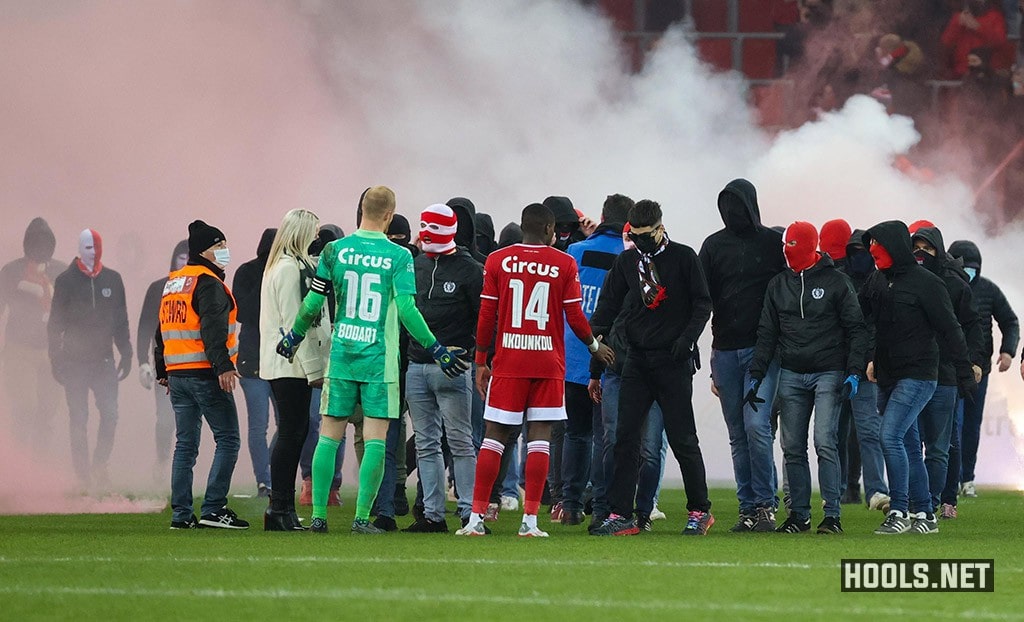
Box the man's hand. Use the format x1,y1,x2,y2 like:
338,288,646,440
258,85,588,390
743,378,765,412
960,11,980,30
711,381,720,397
309,378,324,389
475,365,491,400
589,336,615,367
219,370,241,393
139,363,155,390
579,216,598,237
972,364,983,383
866,361,876,383
157,377,169,395
116,356,132,381
587,379,602,404
429,342,470,379
998,353,1012,372
276,328,304,362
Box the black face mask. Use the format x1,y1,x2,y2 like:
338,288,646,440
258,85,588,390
848,248,875,275
914,249,939,272
720,194,753,233
629,232,661,255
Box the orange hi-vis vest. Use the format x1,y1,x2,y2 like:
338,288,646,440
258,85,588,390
159,264,239,372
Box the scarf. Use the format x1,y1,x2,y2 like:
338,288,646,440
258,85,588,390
637,234,669,309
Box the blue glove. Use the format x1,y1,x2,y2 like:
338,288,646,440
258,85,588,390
276,328,304,362
742,378,765,412
429,341,470,379
839,374,859,401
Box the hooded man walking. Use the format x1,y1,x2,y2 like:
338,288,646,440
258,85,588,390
48,228,131,489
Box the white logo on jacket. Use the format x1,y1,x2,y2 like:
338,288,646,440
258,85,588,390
812,287,824,300
101,288,112,298
443,281,456,294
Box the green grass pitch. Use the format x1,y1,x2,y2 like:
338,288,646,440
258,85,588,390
1,488,1021,621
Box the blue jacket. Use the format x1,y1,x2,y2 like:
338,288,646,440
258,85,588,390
564,224,624,385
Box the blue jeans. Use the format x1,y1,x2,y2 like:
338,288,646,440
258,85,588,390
406,363,476,520
849,380,887,498
960,373,989,483
941,399,964,505
168,375,240,521
636,404,666,515
878,379,936,514
300,388,345,488
918,384,958,511
776,370,844,519
711,348,780,512
239,376,276,487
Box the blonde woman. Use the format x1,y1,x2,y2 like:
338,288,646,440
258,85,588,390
260,209,330,531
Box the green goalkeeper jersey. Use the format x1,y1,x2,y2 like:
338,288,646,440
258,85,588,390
292,229,435,383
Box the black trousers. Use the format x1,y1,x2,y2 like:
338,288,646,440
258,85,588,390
269,378,311,511
608,351,711,517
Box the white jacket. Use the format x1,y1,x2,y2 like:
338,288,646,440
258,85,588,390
259,255,330,382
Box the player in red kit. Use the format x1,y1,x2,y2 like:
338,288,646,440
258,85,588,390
456,203,614,537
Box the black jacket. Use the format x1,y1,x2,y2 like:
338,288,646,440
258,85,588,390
858,221,974,389
48,262,131,375
750,255,868,379
698,179,786,351
947,240,1019,374
137,240,189,366
590,241,711,361
232,229,276,378
154,257,237,379
447,197,488,264
911,228,985,386
408,248,483,365
0,218,66,348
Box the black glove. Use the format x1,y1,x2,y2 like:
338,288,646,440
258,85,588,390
743,378,765,412
116,356,132,381
671,339,698,370
958,375,979,402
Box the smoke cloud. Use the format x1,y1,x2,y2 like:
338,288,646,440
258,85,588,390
0,0,1020,512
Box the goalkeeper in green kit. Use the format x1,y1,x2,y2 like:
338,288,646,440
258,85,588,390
276,186,469,534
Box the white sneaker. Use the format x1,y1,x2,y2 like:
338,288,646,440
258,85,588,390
650,505,667,521
518,522,549,537
868,492,891,513
500,495,519,511
455,520,487,536
961,481,977,498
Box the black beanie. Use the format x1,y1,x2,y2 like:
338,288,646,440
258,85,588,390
187,220,225,257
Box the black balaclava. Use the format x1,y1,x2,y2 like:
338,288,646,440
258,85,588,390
720,192,753,234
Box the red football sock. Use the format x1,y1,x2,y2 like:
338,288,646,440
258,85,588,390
523,440,550,516
471,438,504,515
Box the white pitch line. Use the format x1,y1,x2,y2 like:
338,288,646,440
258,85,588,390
0,585,1020,621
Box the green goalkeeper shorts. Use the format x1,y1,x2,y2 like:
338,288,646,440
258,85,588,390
321,378,399,420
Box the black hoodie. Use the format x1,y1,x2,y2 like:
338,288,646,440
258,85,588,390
947,240,1019,374
0,218,67,347
698,178,786,350
232,228,276,378
446,197,488,264
475,213,496,257
750,254,869,380
911,227,985,386
137,240,189,366
498,223,523,248
859,221,975,389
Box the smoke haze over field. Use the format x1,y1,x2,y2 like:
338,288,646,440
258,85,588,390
0,1,1020,512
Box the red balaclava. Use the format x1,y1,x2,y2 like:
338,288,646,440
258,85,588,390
76,229,103,278
869,241,894,270
784,221,819,273
819,219,851,260
419,204,458,258
907,219,935,234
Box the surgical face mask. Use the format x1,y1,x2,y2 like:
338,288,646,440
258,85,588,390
964,267,978,282
213,248,231,267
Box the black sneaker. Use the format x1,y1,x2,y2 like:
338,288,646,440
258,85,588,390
590,514,639,536
170,515,198,530
460,516,491,534
199,507,249,530
752,506,776,532
561,510,584,526
587,514,608,534
729,512,756,533
310,517,328,533
775,515,811,533
816,516,843,534
372,515,398,532
636,513,652,532
402,518,449,533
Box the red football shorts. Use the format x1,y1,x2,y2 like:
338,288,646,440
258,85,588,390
483,377,567,425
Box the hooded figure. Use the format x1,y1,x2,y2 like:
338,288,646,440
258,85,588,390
0,218,68,454
474,212,497,257
819,219,852,261
840,228,875,288
543,195,584,251
309,224,344,257
497,222,523,248
446,197,487,264
233,228,277,380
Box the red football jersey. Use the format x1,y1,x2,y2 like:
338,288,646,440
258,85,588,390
479,244,583,380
